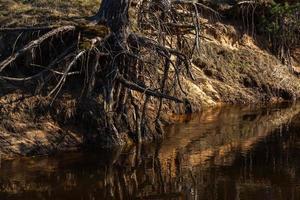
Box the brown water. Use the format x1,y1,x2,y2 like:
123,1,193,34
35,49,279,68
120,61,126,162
1,103,300,200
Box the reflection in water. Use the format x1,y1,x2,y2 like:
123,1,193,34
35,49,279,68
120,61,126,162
1,103,300,199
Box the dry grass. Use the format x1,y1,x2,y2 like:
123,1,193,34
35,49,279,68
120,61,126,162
0,0,98,27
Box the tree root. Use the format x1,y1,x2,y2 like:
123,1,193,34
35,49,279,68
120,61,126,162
0,25,61,33
0,0,210,146
117,75,183,103
0,26,76,73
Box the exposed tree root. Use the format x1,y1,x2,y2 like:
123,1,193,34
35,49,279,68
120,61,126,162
117,75,183,103
0,26,60,33
234,1,300,66
0,0,215,146
0,26,76,72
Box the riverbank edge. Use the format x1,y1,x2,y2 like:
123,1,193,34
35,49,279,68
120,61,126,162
1,1,300,159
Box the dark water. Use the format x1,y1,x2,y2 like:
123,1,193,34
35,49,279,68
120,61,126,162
1,103,300,200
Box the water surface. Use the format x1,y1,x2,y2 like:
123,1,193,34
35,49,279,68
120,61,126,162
1,103,300,199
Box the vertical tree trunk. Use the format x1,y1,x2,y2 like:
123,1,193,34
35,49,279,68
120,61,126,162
92,0,131,33
90,0,133,140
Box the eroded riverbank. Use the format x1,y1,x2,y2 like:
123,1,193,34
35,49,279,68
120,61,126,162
1,0,300,158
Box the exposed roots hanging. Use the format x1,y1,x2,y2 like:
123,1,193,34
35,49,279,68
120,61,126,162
0,26,76,73
0,0,215,146
234,1,300,66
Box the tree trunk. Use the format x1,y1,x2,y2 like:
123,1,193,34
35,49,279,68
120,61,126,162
92,0,131,33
